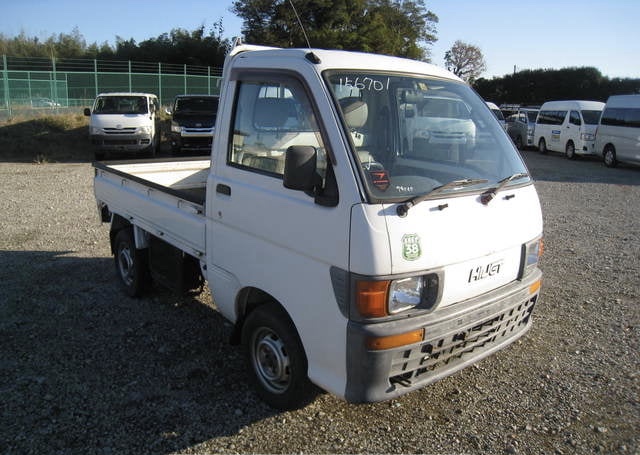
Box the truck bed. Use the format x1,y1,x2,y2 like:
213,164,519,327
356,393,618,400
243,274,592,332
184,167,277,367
93,156,209,259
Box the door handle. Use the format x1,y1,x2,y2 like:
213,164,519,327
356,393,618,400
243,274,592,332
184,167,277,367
216,184,231,196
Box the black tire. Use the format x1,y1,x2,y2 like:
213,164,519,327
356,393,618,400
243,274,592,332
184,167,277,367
603,145,618,168
514,135,523,150
565,141,576,160
538,137,547,154
242,303,317,410
113,228,150,297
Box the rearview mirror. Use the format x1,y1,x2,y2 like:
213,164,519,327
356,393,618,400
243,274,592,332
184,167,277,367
283,146,317,191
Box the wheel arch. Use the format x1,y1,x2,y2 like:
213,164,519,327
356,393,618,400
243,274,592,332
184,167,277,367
109,214,132,254
230,286,297,346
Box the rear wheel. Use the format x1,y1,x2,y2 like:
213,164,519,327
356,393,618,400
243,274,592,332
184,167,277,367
242,303,317,410
538,137,547,154
113,228,149,297
603,145,618,167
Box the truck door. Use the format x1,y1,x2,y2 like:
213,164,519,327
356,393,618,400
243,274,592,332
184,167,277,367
206,72,353,389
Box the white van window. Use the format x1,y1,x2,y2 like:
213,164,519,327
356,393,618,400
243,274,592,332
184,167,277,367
569,111,581,126
600,108,640,128
580,110,601,124
94,95,148,114
537,110,567,125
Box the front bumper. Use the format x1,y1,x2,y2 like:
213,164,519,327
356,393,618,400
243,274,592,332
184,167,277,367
344,269,542,403
169,129,214,152
90,133,152,152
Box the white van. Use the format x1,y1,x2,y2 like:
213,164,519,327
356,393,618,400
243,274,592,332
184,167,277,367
534,100,604,159
84,92,160,160
595,94,640,167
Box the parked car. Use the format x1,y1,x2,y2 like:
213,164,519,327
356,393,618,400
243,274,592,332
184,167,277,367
534,100,604,159
595,94,640,167
166,94,219,155
506,108,539,149
31,98,60,108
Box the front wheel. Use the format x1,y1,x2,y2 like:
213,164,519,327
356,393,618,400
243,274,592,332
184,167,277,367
242,303,317,410
565,141,576,160
113,228,150,297
603,145,618,167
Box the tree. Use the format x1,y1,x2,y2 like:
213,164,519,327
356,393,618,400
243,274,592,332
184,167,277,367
444,40,486,83
231,0,439,61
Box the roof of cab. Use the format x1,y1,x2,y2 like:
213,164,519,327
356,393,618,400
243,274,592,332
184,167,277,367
228,44,462,82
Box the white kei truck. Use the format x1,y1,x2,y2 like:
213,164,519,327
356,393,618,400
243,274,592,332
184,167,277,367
93,43,544,410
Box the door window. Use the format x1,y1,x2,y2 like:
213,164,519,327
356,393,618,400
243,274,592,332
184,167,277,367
229,78,326,178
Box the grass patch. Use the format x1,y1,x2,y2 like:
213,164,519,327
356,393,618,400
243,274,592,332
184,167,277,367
0,112,92,163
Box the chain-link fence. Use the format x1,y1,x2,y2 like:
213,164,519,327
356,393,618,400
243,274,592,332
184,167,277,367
1,55,223,115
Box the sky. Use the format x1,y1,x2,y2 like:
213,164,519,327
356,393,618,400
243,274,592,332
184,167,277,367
1,0,639,79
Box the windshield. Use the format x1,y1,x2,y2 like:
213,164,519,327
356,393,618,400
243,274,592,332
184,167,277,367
581,109,602,125
491,108,505,121
93,96,148,114
526,110,539,123
325,72,530,202
174,97,219,113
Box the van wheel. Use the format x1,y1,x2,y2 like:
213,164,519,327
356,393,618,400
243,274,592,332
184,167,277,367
514,135,523,150
113,228,150,297
538,138,547,154
565,141,576,160
242,303,317,410
603,145,618,167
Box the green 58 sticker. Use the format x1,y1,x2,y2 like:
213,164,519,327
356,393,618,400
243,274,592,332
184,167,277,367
401,234,421,261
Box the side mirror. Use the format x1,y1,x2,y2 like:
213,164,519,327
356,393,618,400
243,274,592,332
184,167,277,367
83,108,91,116
283,145,317,191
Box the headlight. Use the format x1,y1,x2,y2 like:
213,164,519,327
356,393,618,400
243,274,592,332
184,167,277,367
581,133,595,141
522,237,543,277
170,123,182,133
138,125,152,134
90,126,102,135
389,277,423,313
356,273,440,318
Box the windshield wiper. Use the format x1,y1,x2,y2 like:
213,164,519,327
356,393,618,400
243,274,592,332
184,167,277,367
480,172,529,205
397,178,488,217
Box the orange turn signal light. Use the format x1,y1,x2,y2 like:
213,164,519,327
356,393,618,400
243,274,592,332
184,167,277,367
356,280,390,318
366,329,425,350
529,280,541,294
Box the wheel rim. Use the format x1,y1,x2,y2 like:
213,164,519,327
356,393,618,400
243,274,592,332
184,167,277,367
117,246,134,286
605,149,614,165
251,328,291,394
566,143,574,158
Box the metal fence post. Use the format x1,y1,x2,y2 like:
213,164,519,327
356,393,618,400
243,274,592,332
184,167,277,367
94,59,98,98
2,55,11,115
128,61,132,92
158,62,162,104
184,64,187,94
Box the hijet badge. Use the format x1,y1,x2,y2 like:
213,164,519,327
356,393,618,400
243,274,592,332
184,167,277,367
401,234,421,261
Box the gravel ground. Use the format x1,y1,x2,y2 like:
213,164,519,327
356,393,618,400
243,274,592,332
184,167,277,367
0,150,638,455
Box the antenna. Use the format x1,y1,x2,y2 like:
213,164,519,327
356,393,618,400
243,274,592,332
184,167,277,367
288,0,311,49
